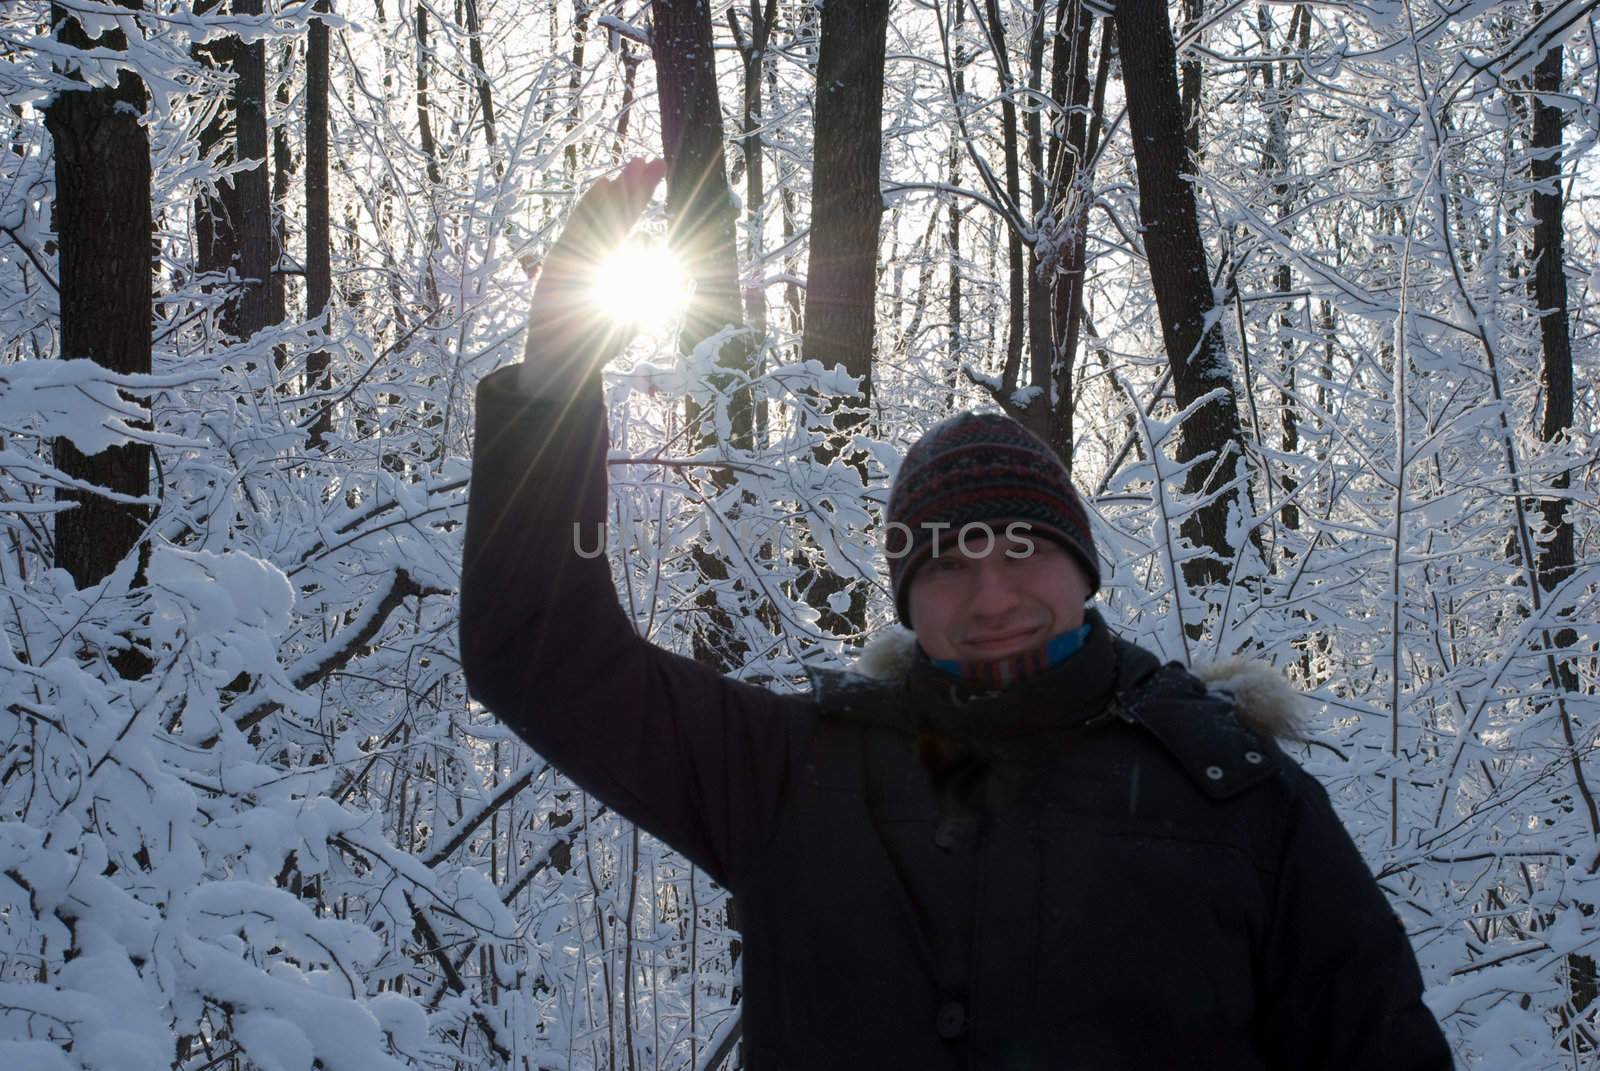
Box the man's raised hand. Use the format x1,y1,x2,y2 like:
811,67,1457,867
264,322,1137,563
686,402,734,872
521,157,667,394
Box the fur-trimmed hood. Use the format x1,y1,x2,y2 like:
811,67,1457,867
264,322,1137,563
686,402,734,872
850,624,1307,741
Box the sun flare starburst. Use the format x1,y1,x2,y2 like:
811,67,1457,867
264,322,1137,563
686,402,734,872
589,241,694,332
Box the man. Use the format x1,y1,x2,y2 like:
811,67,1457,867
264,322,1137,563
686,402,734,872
460,161,1454,1068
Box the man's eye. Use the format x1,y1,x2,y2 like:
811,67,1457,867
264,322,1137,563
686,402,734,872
931,556,965,572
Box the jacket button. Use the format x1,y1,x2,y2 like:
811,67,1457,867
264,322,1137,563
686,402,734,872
1205,765,1225,780
935,999,967,1039
933,817,962,850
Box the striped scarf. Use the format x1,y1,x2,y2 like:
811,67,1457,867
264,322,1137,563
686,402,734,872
927,621,1094,689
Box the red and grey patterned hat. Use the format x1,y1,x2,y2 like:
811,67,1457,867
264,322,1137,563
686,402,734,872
887,411,1099,623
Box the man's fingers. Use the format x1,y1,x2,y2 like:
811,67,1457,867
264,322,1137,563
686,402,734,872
593,158,664,245
543,158,666,277
522,158,664,385
572,158,665,246
615,157,667,217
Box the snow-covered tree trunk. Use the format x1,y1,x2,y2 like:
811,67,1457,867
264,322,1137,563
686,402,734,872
192,0,241,337
944,0,966,415
651,0,755,675
732,0,775,446
43,0,152,607
1113,0,1255,601
1528,22,1593,1026
651,0,749,443
234,0,273,337
1530,38,1575,628
306,0,332,449
980,0,1026,409
799,0,889,636
1041,1,1103,469
801,0,889,413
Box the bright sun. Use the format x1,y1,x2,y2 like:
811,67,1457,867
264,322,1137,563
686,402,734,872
589,241,695,332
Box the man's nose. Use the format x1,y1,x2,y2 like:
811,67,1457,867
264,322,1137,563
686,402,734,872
967,558,1020,614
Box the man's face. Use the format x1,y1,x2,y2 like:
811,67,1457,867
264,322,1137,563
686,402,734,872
907,524,1092,663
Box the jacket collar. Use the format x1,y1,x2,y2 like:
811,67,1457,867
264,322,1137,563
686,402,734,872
904,609,1132,739
828,607,1304,742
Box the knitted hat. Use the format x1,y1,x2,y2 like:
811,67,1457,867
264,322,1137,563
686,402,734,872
886,412,1099,623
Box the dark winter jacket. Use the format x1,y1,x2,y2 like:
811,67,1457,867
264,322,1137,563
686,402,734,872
460,363,1455,1070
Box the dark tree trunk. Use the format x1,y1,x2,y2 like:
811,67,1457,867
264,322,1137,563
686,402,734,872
732,0,777,446
414,2,442,188
983,0,1026,402
412,0,441,322
1046,8,1109,470
566,1,590,172
649,0,738,300
774,11,806,356
192,0,241,337
233,0,272,338
1530,43,1574,607
735,1,774,240
1114,0,1252,594
462,0,497,154
974,3,1103,462
612,45,643,157
651,0,752,444
306,0,333,450
271,40,294,370
44,0,153,614
1179,0,1204,159
650,0,754,673
1527,24,1592,1022
945,0,966,414
894,211,940,368
271,41,292,330
1273,260,1298,533
801,0,890,415
1019,5,1051,442
1260,5,1301,539
797,0,889,638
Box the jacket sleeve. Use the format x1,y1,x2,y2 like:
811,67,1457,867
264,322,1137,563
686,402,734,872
1256,763,1455,1070
459,362,798,888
